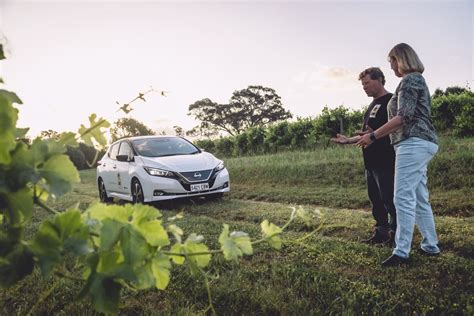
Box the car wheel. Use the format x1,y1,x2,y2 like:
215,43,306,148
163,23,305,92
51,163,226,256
131,178,145,204
98,179,113,203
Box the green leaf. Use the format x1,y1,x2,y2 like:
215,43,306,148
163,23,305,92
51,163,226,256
85,203,133,224
130,204,169,247
218,224,253,261
5,187,34,225
169,243,185,265
14,128,29,139
30,221,62,275
261,220,283,249
78,114,110,148
58,132,78,147
54,210,91,255
167,224,183,243
151,253,171,290
39,154,80,197
183,234,211,268
88,273,121,315
296,206,312,226
31,210,91,275
0,91,20,164
134,261,155,289
120,225,149,264
100,219,124,251
135,220,169,247
0,244,34,287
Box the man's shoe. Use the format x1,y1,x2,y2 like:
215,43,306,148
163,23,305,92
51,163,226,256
381,254,409,267
417,249,440,257
362,230,390,245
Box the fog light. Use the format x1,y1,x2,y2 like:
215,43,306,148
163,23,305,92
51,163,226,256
223,182,228,188
154,190,165,196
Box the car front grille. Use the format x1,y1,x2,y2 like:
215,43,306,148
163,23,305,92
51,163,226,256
177,169,213,183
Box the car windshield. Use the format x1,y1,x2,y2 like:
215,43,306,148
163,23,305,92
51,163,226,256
132,137,200,157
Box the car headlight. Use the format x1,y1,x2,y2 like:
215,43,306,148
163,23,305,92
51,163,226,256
214,161,225,172
144,167,175,177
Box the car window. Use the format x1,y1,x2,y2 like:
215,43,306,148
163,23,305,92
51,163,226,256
132,137,199,157
109,143,120,160
118,142,132,157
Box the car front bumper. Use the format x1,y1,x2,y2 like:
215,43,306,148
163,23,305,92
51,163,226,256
142,168,230,202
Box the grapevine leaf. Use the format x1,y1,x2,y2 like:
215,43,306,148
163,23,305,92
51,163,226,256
97,251,135,282
135,220,169,247
0,91,19,164
0,244,34,287
85,203,133,224
230,231,253,255
59,132,78,147
30,221,61,275
218,224,252,261
78,114,110,148
151,253,171,290
167,224,183,243
183,234,211,268
31,210,91,275
54,210,91,255
88,273,121,315
100,219,124,251
0,90,22,105
261,220,283,249
39,154,80,197
169,243,185,265
5,187,34,225
14,128,29,139
296,206,311,226
134,261,155,289
131,203,162,222
120,225,149,264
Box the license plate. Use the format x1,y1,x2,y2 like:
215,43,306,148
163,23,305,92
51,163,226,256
190,183,209,192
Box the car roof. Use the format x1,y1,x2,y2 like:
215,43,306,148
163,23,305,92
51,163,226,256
109,135,182,147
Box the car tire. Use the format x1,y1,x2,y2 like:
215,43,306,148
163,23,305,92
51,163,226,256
131,178,145,204
98,178,113,203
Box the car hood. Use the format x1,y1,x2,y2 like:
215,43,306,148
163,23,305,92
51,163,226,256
138,152,220,172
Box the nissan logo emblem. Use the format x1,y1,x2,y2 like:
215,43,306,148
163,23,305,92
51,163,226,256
193,172,202,178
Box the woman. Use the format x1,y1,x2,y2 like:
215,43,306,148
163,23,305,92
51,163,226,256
356,43,440,267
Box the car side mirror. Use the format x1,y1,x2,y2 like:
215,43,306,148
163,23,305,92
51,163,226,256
116,154,130,162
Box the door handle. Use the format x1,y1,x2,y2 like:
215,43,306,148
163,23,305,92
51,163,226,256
113,165,117,169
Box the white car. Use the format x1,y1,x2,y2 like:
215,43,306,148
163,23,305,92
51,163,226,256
96,136,230,203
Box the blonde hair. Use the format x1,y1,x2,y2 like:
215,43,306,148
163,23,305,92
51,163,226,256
388,43,424,75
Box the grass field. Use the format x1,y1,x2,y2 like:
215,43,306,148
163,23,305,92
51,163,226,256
1,149,473,315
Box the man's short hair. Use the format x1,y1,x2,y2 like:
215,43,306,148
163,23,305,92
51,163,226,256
358,67,385,85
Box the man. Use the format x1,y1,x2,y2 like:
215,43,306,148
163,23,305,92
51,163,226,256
332,67,396,244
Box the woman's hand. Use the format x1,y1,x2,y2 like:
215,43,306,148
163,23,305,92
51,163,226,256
355,133,373,148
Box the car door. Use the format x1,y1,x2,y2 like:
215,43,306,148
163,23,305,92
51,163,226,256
115,141,134,195
101,143,120,193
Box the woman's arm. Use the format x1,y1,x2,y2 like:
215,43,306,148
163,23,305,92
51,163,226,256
355,115,403,148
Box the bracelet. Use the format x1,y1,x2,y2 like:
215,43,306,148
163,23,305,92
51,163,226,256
370,132,377,142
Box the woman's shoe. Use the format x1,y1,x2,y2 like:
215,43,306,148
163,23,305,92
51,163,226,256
381,254,409,267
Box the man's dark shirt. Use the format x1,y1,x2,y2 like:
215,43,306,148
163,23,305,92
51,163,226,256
362,93,395,171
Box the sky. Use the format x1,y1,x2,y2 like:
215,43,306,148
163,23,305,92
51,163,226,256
0,0,472,139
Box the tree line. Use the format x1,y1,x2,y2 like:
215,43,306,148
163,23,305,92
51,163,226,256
33,84,474,164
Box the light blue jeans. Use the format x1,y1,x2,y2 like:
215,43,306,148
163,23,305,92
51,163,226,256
393,137,440,258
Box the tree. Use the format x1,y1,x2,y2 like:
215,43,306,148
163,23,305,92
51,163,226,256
173,125,184,137
110,117,155,142
188,86,292,136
